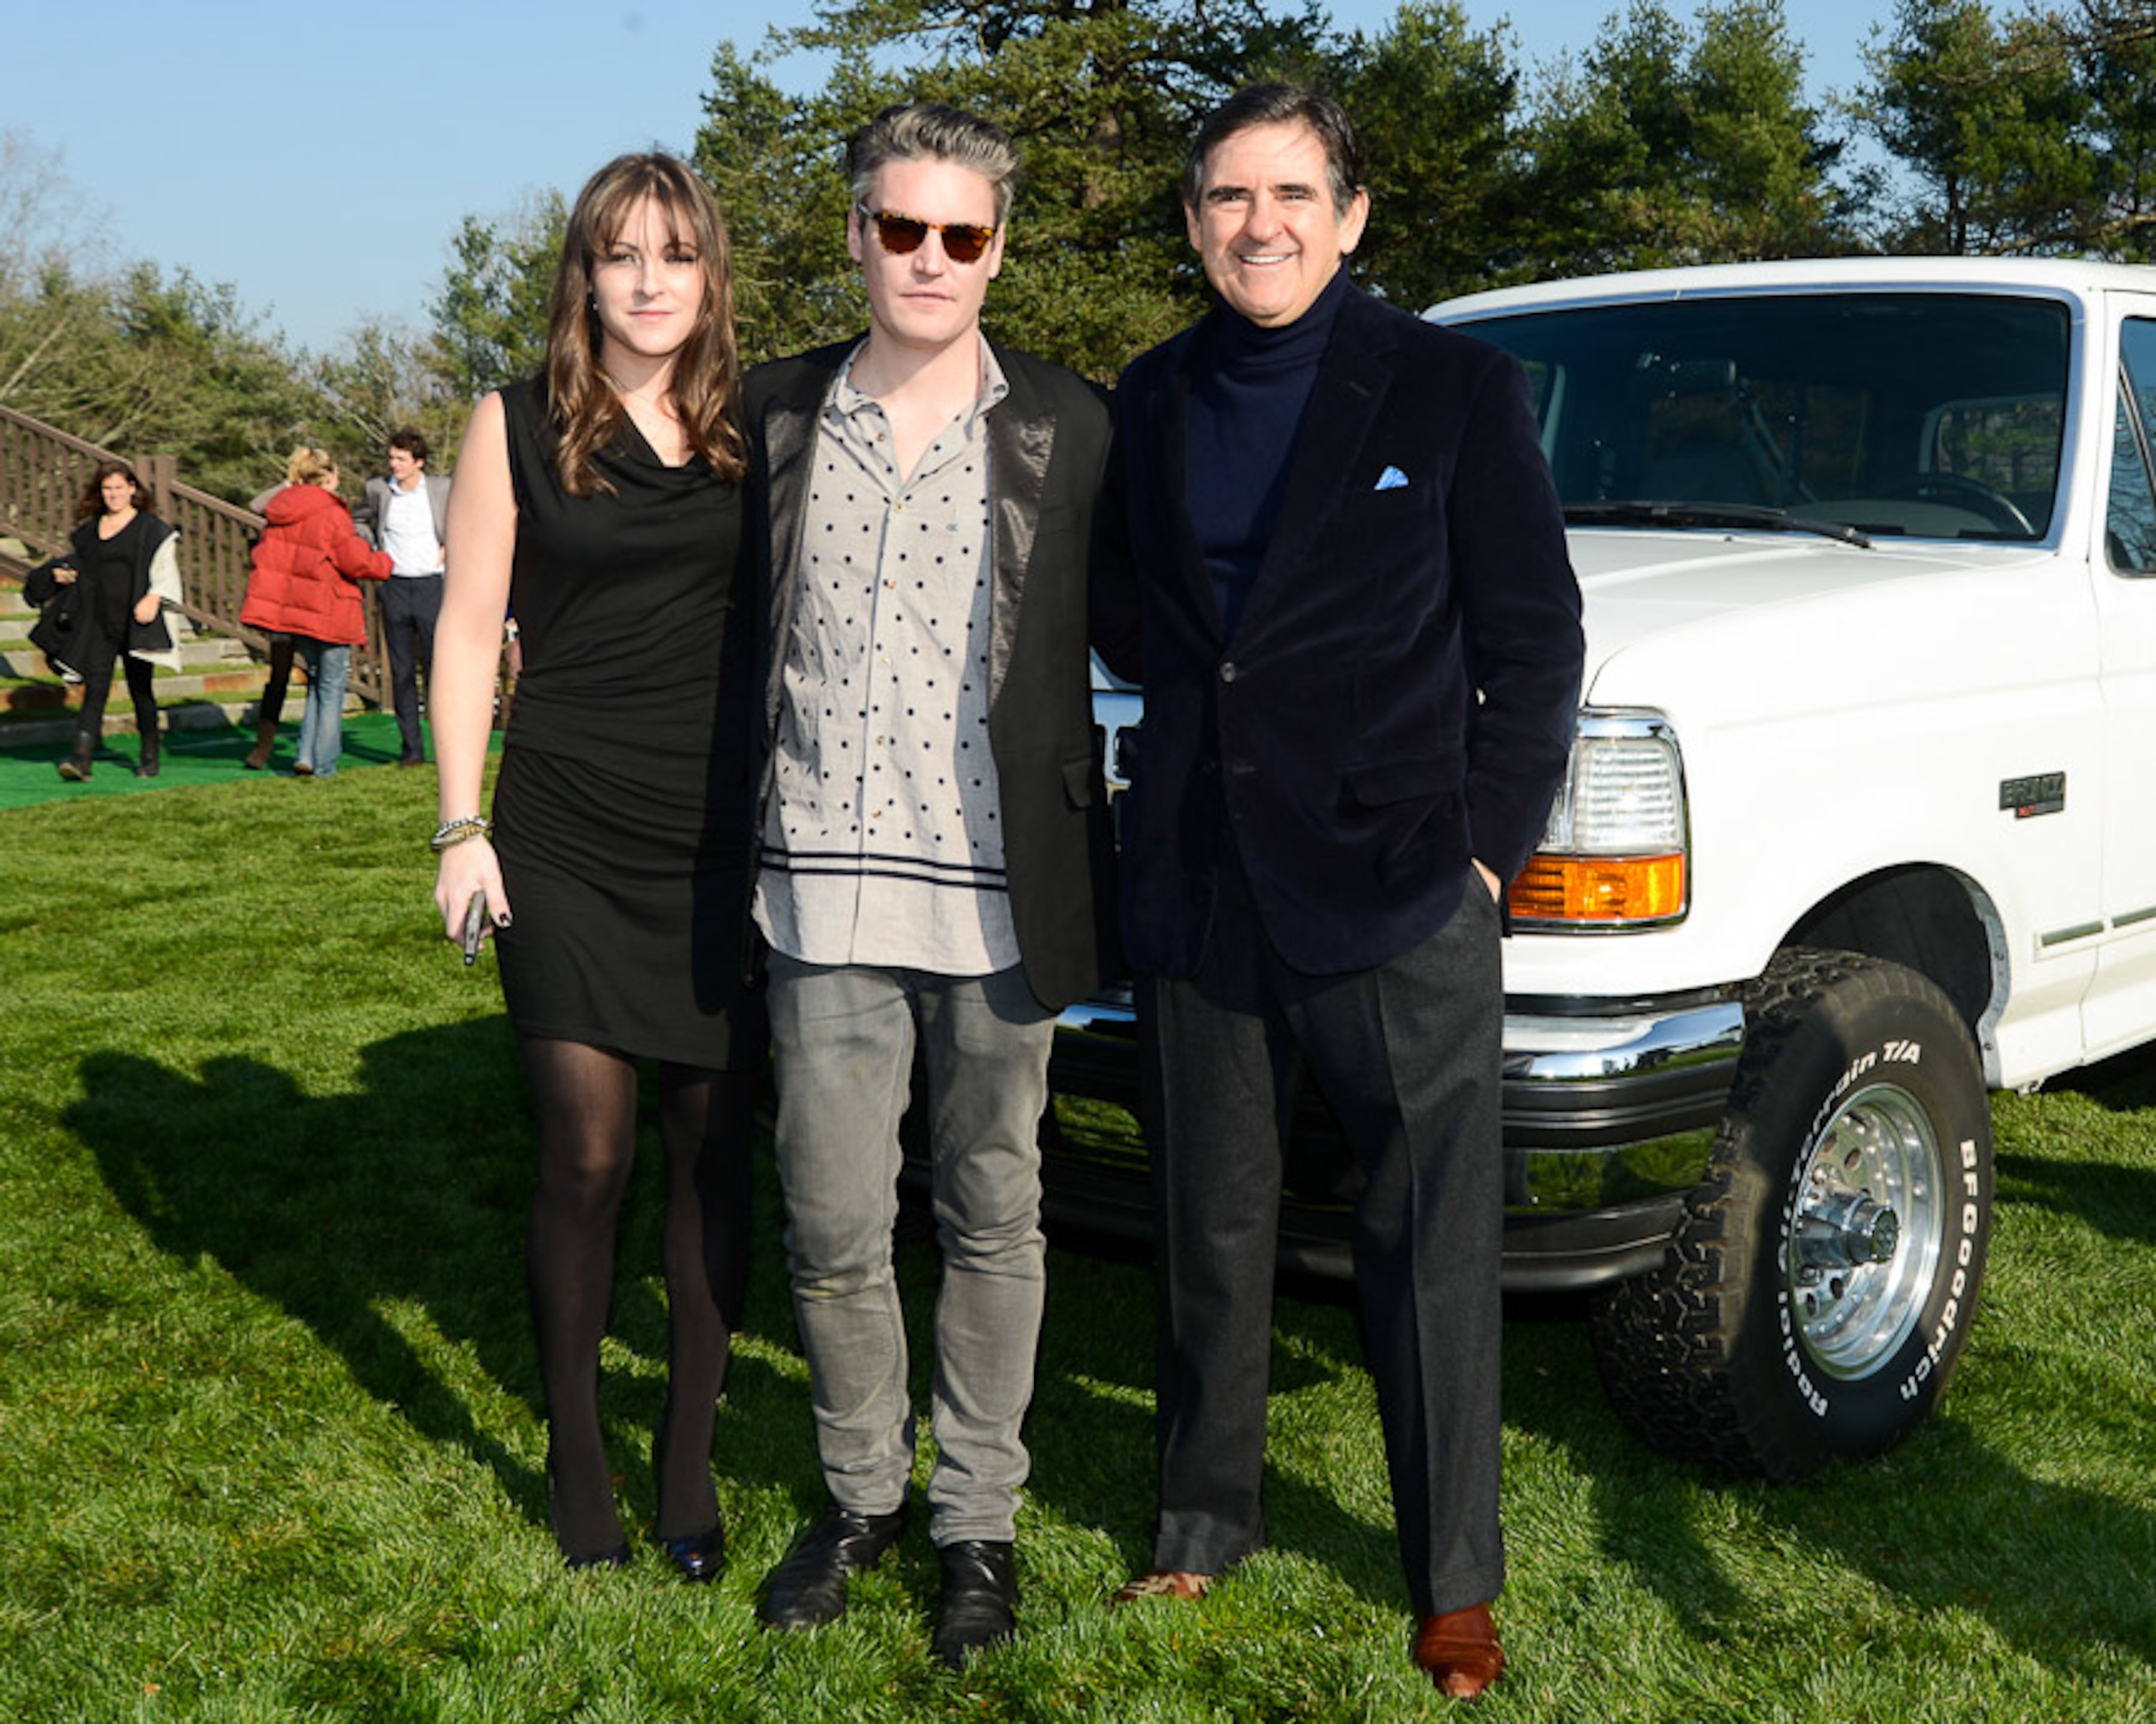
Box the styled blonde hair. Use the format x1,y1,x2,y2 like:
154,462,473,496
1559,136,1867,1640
286,447,337,487
544,152,746,495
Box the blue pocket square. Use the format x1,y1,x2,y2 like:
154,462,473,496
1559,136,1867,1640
1374,465,1409,492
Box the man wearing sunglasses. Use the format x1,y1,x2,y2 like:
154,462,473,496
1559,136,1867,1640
741,102,1116,1668
1094,84,1583,1701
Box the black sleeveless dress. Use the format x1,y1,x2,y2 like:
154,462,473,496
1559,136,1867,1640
489,377,761,1069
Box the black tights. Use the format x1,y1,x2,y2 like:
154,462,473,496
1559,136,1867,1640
519,1037,755,1559
74,622,158,741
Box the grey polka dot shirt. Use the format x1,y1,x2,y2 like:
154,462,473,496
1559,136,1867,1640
753,341,1016,974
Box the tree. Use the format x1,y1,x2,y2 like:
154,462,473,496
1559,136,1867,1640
695,42,868,365
101,266,329,501
2069,2,2156,256
1334,2,1531,310
695,0,1346,377
425,195,564,405
313,316,468,472
1522,0,1852,275
1854,0,2094,253
0,131,107,408
1688,1,1854,254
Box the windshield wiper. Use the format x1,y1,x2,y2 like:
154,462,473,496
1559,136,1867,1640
1565,501,1873,550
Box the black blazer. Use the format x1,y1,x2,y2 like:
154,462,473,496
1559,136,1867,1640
743,338,1119,1013
1099,283,1584,978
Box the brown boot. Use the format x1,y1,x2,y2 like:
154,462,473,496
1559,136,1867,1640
134,727,161,778
56,732,94,782
1413,1603,1506,1702
242,716,277,771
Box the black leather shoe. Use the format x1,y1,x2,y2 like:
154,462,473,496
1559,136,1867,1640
659,1522,726,1583
564,1544,631,1572
757,1505,906,1631
932,1540,1017,1668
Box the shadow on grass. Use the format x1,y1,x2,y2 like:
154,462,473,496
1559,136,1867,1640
1016,1231,1503,1614
1501,1320,2156,1673
2045,1038,2156,1110
1994,1149,2156,1249
780,1172,1415,1610
64,1025,803,1544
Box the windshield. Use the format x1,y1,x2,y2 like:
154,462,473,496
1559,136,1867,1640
1456,292,2072,542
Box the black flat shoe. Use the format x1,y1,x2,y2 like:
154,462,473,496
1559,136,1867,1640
757,1504,906,1631
932,1540,1017,1668
659,1523,726,1583
564,1544,632,1572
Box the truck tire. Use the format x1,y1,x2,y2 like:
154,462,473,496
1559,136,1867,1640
1586,948,1993,1480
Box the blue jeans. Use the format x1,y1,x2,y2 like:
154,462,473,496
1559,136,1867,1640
293,638,350,776
765,955,1054,1546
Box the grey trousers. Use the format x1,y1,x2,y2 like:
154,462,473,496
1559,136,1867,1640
766,954,1054,1546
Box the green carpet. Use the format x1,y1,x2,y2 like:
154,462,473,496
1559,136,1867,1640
0,713,424,812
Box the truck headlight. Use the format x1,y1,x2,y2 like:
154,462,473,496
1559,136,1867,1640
1507,710,1688,928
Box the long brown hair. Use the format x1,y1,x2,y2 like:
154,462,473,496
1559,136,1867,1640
544,152,746,495
75,458,148,522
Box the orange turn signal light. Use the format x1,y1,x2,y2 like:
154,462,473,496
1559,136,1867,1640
1506,853,1687,926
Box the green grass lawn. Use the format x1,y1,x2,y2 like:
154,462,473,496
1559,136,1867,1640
2,768,2151,1720
0,713,418,813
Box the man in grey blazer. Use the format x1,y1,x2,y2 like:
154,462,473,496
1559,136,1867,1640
353,428,452,765
740,102,1116,1668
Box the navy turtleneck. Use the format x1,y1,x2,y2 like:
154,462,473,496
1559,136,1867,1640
1183,264,1353,641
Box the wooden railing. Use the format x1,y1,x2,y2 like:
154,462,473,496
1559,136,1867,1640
0,403,386,705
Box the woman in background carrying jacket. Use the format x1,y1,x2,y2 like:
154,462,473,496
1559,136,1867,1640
239,448,392,777
25,459,184,781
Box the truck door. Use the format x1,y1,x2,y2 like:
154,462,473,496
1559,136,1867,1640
2084,310,2156,1058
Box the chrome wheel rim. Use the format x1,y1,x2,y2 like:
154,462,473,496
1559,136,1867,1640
1785,1081,1945,1380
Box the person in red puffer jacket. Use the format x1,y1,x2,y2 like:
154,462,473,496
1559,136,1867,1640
240,447,392,776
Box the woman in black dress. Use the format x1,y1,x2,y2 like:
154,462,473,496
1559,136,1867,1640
430,153,761,1577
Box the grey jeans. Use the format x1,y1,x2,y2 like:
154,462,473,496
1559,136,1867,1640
766,954,1054,1545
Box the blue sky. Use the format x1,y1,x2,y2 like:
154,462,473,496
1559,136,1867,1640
9,0,1889,355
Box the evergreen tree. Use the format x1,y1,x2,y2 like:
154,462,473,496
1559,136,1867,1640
1524,0,1851,275
1855,0,2094,253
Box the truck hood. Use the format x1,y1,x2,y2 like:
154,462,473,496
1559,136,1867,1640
1570,528,2051,697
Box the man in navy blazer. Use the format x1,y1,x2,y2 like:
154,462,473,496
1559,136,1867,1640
1097,84,1583,1702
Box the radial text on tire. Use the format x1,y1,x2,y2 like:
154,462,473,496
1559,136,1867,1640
1586,947,1994,1480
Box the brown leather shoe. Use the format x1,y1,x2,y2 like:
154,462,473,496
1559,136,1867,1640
1110,1568,1211,1605
1413,1602,1505,1701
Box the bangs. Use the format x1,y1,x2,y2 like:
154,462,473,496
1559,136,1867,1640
580,164,711,259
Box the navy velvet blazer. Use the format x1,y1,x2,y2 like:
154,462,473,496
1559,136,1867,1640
1098,282,1585,978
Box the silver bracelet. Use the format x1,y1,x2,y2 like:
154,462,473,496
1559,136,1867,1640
430,816,493,853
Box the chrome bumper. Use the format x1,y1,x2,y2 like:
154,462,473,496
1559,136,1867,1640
1501,998,1745,1153
1047,989,1747,1290
1056,988,1745,1149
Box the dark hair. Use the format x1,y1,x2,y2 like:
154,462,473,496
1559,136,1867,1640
543,151,747,495
77,458,147,523
846,102,1020,226
1181,82,1363,216
387,427,429,466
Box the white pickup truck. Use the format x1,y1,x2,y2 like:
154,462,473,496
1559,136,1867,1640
1040,257,2156,1482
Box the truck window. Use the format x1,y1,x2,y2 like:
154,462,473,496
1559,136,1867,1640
2107,319,2156,575
1459,292,2070,543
